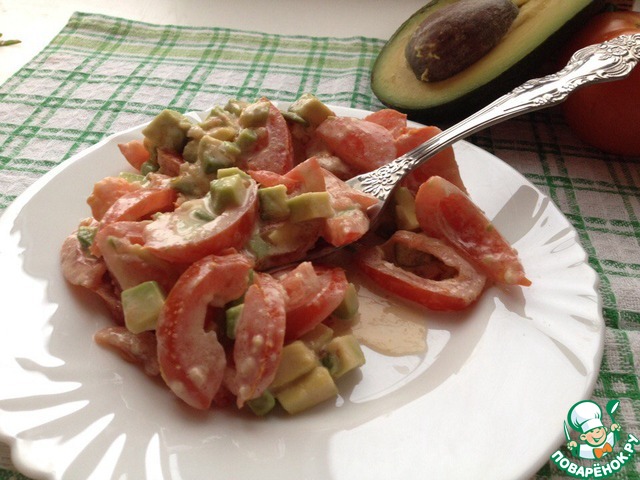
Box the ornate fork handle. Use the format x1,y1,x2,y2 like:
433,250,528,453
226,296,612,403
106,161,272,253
349,33,640,200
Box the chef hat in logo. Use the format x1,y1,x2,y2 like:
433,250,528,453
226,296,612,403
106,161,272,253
568,400,604,434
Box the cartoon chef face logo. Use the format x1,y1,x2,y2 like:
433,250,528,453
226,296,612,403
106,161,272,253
565,400,621,460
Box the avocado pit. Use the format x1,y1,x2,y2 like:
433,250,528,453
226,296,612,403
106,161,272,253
405,0,519,82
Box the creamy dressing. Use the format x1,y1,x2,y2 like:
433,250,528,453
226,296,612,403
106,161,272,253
328,252,428,357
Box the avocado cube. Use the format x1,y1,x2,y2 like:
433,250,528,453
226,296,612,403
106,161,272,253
76,225,98,249
121,281,166,334
394,186,420,231
258,184,290,221
225,303,244,339
235,128,258,152
210,174,247,214
322,335,366,379
332,283,359,320
198,135,236,174
288,93,335,127
287,191,334,223
118,171,146,183
216,166,251,179
270,341,318,392
299,323,334,353
141,109,192,152
266,222,305,247
247,390,276,416
276,366,338,415
238,101,270,128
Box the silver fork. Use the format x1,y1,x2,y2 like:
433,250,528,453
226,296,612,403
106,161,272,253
349,33,640,203
277,33,640,268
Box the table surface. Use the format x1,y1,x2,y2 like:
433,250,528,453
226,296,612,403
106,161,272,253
1,1,640,479
0,0,431,86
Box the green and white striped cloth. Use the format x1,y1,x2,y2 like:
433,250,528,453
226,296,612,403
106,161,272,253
0,11,639,480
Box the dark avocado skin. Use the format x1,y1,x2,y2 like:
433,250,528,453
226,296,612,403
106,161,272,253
371,0,607,125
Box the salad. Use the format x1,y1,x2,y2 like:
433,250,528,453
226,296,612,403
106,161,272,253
60,94,529,416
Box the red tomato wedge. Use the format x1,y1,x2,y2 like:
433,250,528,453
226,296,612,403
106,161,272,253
395,126,467,194
284,156,327,193
239,100,294,174
278,264,349,342
364,109,408,138
93,221,183,293
415,176,530,286
60,229,107,290
156,252,253,410
118,139,150,171
94,326,159,377
157,148,184,177
233,273,287,407
87,176,141,221
248,170,298,191
315,116,396,173
100,186,177,225
318,168,378,247
144,177,259,263
357,231,486,310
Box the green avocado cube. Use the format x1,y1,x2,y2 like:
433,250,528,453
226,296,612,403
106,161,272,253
76,225,98,249
258,184,290,221
394,186,420,231
332,283,359,320
121,281,166,334
234,128,258,152
198,135,236,174
287,191,334,222
322,334,366,379
216,166,251,179
270,341,319,392
238,101,270,128
299,323,334,353
247,390,276,416
288,93,335,127
209,174,248,214
276,366,338,415
141,109,192,152
225,303,244,339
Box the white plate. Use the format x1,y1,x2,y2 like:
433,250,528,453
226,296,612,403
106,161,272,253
0,106,603,480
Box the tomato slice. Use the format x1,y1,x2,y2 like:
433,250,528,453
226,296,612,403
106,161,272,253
94,326,159,376
93,221,183,293
284,156,327,193
144,177,259,263
118,139,150,171
156,252,253,410
364,109,407,138
319,168,378,247
60,220,107,290
238,100,294,174
415,176,530,286
395,126,467,194
315,116,396,173
100,186,177,225
277,264,349,342
233,272,286,407
248,169,298,191
157,148,184,177
87,176,141,221
357,231,486,310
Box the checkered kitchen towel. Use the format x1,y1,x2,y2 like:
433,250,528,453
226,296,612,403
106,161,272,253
0,9,639,480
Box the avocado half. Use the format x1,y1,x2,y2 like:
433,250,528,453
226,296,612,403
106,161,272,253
371,0,605,123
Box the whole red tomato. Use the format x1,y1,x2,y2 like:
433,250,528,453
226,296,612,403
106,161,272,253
559,11,640,156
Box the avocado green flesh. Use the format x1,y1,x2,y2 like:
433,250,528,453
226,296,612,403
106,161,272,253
371,0,604,122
